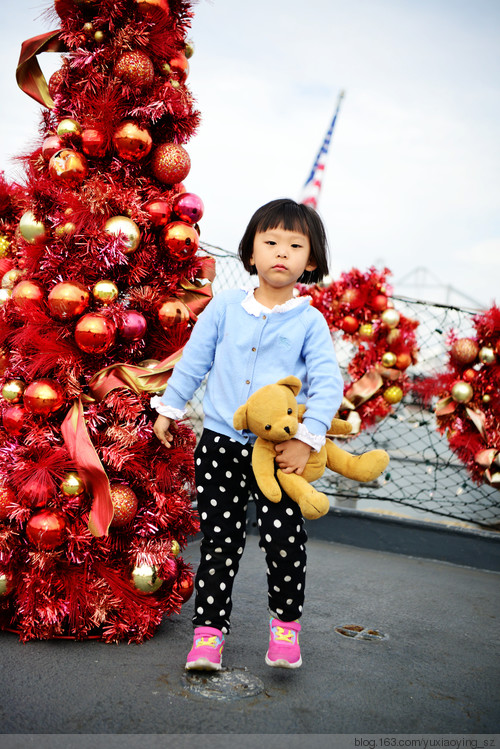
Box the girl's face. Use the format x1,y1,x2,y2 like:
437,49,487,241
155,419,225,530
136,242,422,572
250,226,316,292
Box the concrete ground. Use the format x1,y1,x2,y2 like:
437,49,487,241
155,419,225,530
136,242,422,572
0,529,499,740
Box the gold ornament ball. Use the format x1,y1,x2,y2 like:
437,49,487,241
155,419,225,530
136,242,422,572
0,235,11,257
56,118,83,139
0,289,12,305
478,346,496,365
93,280,119,305
60,472,85,497
381,308,400,329
2,268,26,289
2,379,25,403
19,211,48,245
185,39,195,59
48,281,90,320
94,30,105,43
170,539,180,557
49,149,88,185
158,298,190,329
358,323,374,340
383,385,403,404
451,381,474,404
0,573,12,597
104,216,141,254
381,351,397,368
482,394,491,404
130,564,163,594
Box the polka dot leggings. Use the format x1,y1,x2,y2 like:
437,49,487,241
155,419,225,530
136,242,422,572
193,429,308,634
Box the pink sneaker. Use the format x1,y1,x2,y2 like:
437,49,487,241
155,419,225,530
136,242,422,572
185,626,225,671
265,618,302,668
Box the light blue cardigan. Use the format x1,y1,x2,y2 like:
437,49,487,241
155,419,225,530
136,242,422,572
159,288,344,444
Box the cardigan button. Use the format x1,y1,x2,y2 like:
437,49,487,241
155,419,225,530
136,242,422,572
252,347,256,352
245,380,250,385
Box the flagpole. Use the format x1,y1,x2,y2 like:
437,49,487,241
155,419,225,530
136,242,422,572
300,90,345,210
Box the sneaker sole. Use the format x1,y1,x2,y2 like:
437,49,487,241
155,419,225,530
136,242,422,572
185,657,222,671
265,653,302,669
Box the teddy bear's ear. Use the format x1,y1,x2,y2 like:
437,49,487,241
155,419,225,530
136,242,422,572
233,404,248,431
276,376,302,397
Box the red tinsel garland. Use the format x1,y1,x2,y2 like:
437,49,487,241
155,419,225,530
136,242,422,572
414,305,500,489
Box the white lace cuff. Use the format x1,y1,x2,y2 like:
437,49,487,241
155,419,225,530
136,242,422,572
150,396,186,420
295,423,326,452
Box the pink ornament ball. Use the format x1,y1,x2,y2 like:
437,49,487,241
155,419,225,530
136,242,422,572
171,192,204,225
118,310,148,341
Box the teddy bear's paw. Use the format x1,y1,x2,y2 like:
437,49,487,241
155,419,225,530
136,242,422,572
299,492,330,520
354,450,390,482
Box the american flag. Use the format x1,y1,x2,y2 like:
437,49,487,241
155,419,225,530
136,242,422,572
300,91,344,210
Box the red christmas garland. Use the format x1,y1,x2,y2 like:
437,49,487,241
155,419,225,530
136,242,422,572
414,305,500,489
300,267,419,433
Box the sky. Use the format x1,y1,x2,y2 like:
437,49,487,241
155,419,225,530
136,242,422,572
0,0,499,309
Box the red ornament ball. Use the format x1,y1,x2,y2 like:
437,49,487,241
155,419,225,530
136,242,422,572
144,198,171,227
341,316,359,334
81,128,107,158
171,192,204,225
110,484,139,528
0,485,15,521
49,149,88,184
173,573,194,603
11,280,45,309
450,338,479,366
26,509,67,550
42,135,63,161
48,281,90,320
151,143,191,185
112,121,152,162
341,288,364,308
118,310,147,341
395,352,412,371
48,69,64,98
74,313,116,354
462,368,477,382
372,293,388,312
169,53,189,82
161,221,199,261
115,51,155,89
23,379,65,415
2,405,24,436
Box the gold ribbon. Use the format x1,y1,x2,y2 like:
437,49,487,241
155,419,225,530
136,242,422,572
16,30,67,109
345,368,384,407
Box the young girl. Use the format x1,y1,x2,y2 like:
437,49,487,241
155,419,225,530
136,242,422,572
152,198,344,670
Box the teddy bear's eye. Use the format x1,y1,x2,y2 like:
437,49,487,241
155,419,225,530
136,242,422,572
287,408,293,415
265,424,272,430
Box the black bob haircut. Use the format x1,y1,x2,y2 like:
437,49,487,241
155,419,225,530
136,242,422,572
238,198,329,284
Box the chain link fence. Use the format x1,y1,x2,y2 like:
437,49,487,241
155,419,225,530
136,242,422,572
187,244,499,529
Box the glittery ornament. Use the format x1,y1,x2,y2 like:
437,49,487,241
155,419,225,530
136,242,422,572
49,149,88,184
118,310,147,341
383,385,403,404
2,379,25,403
161,221,199,261
451,381,473,403
151,143,191,185
48,281,90,320
112,121,152,162
2,268,26,289
144,198,171,227
26,509,67,550
60,472,85,498
130,564,163,594
115,51,155,89
24,379,65,415
0,485,15,521
104,216,141,254
381,308,400,329
450,338,479,365
110,484,139,528
2,405,24,436
358,323,374,340
75,313,116,354
81,128,107,158
92,280,119,305
11,280,45,309
0,235,11,257
171,192,204,225
341,316,359,334
157,298,190,328
19,211,48,245
42,135,63,161
48,69,64,98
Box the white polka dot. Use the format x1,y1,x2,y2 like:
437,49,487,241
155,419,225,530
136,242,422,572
274,519,281,528
220,582,226,590
202,446,207,453
288,536,295,543
229,570,235,577
273,585,280,592
197,606,204,613
197,486,204,493
237,547,244,554
262,505,268,513
205,553,212,560
223,511,231,518
276,608,283,615
225,470,232,478
236,521,242,529
240,481,246,488
297,583,302,590
272,561,278,568
219,486,226,492
215,547,222,553
220,609,226,616
286,598,293,605
219,447,226,453
286,508,294,516
280,550,287,557
205,472,212,480
258,519,262,527
294,561,300,567
265,534,272,542
210,499,218,506
201,512,207,520
225,558,233,566
225,537,232,543
212,460,218,468
196,458,201,465
214,525,221,533
207,596,214,604
284,575,291,582
209,568,215,575
198,580,205,587
241,449,249,457
214,436,220,442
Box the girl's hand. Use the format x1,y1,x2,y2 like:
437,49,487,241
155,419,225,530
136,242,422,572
274,439,312,475
153,415,175,448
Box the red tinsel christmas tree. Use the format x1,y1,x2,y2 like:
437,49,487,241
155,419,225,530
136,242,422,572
0,0,213,642
414,305,500,489
300,267,419,432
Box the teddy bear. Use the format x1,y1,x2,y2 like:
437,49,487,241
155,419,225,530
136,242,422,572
233,376,390,520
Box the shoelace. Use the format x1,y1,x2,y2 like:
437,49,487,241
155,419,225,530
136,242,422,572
272,626,296,644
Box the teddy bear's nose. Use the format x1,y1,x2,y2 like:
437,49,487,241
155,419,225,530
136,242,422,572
284,426,290,434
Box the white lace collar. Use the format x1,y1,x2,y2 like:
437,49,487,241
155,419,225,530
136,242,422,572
240,287,311,317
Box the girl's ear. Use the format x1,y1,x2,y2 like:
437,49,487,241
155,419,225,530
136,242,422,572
305,255,317,272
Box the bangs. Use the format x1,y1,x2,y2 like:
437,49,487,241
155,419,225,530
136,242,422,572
254,201,310,237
